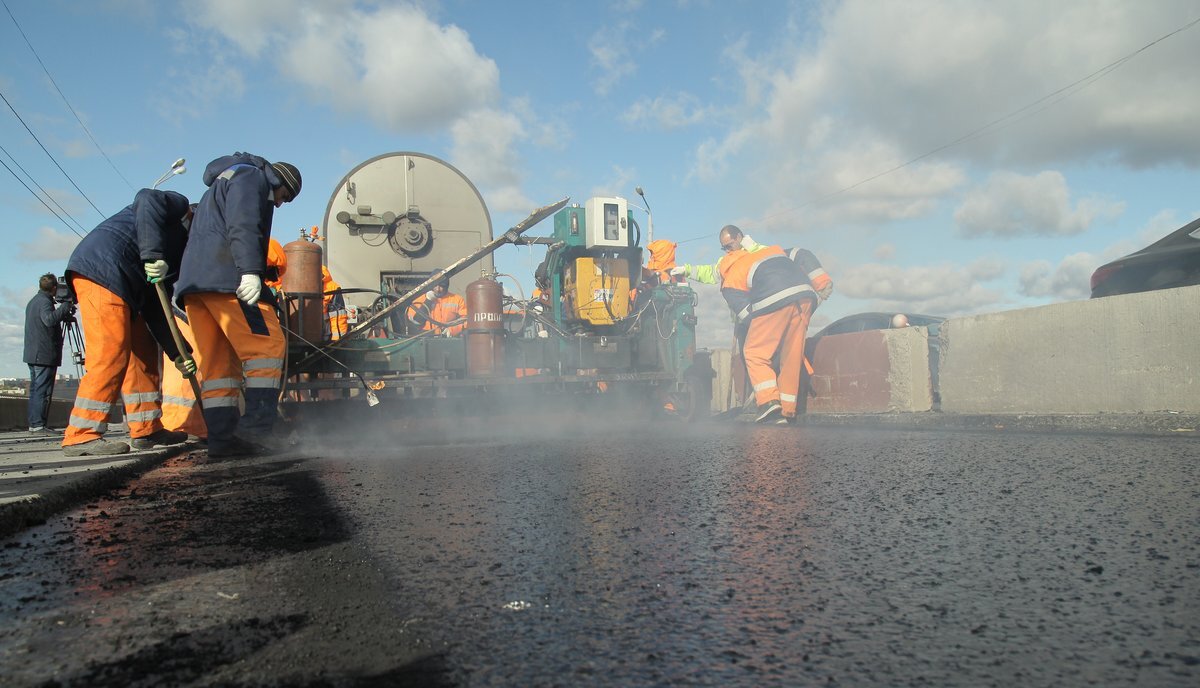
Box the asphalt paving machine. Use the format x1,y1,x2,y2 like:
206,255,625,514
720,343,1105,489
278,152,710,422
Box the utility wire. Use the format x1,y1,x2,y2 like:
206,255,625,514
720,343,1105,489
0,89,106,218
0,142,89,235
675,14,1200,245
2,1,134,192
0,155,85,239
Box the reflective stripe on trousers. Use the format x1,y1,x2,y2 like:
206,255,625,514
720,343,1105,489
742,300,812,416
184,292,285,444
64,277,164,447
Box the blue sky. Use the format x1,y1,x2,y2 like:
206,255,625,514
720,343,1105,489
1,0,1198,378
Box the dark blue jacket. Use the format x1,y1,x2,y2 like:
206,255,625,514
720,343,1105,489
66,189,190,360
23,290,72,366
176,153,284,302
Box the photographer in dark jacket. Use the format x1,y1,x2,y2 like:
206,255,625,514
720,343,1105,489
61,189,195,457
23,273,73,433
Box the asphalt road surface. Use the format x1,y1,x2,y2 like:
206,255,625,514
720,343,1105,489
0,421,1197,687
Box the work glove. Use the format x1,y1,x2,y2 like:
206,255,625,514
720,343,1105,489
669,265,689,278
816,284,833,303
174,356,197,378
740,235,757,250
236,274,262,306
443,330,455,337
144,260,168,283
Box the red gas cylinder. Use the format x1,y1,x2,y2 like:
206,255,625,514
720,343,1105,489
282,237,324,342
466,276,506,377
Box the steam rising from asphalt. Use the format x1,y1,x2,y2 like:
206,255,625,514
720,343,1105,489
287,382,712,455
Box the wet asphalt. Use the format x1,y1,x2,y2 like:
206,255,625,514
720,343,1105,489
0,422,1197,687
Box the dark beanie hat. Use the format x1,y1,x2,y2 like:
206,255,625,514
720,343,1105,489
271,161,302,199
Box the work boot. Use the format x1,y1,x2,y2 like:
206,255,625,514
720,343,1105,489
207,435,270,459
28,426,61,435
130,429,190,450
63,439,131,457
755,401,783,424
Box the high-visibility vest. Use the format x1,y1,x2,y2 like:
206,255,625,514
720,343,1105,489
264,238,287,291
717,246,815,323
321,267,348,340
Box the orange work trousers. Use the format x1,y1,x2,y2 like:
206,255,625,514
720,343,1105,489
184,293,285,444
743,300,812,418
160,316,208,438
63,277,165,447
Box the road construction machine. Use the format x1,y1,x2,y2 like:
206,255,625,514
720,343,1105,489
277,152,710,422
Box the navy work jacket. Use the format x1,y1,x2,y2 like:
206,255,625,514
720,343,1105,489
176,153,283,304
66,188,190,360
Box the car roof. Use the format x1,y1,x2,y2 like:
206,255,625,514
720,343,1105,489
1099,215,1200,268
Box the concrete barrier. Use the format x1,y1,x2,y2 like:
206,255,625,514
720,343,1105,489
939,285,1200,414
0,397,72,431
806,327,933,413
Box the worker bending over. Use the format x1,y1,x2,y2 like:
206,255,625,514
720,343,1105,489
672,225,828,424
407,278,465,336
62,190,195,456
175,153,301,458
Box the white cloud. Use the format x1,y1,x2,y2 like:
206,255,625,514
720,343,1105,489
873,243,895,261
186,1,533,212
450,108,533,214
688,0,1200,230
955,170,1124,237
589,23,637,96
1018,253,1097,301
836,261,1009,315
622,92,710,130
18,227,80,262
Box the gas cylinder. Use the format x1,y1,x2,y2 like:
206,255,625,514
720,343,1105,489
466,276,506,377
282,235,324,342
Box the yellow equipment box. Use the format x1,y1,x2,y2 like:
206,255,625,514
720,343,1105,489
565,256,630,325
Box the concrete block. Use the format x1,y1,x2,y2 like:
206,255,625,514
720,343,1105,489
939,285,1200,413
807,327,933,413
0,397,71,431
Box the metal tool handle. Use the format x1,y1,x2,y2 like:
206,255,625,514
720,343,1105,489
154,282,203,401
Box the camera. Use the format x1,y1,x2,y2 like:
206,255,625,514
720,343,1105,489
54,275,73,304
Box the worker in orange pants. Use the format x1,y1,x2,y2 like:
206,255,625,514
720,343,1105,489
160,310,208,439
175,153,299,458
62,277,185,453
743,300,812,418
182,293,286,450
62,189,194,456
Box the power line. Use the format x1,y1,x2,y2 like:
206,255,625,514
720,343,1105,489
0,89,106,218
0,154,85,239
0,142,90,235
2,1,135,192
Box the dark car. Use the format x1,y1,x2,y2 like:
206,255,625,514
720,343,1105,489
805,312,946,408
1090,216,1200,298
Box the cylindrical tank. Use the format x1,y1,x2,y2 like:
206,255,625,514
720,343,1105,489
466,277,506,378
282,238,325,342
